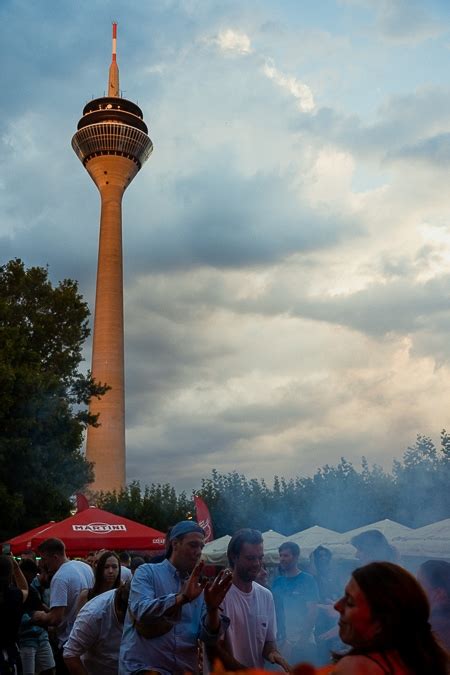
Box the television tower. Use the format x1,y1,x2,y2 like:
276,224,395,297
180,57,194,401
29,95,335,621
72,24,153,493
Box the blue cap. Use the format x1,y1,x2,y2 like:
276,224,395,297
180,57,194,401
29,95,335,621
169,520,205,540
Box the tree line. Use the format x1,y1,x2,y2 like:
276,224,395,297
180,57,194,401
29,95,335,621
97,431,450,537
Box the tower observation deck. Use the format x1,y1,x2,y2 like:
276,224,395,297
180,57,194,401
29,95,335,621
72,24,153,493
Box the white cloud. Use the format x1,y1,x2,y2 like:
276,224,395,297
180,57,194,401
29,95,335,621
216,29,252,55
262,59,315,112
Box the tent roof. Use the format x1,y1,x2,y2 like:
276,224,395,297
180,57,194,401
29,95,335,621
6,522,56,555
341,519,412,543
17,507,165,556
398,518,450,539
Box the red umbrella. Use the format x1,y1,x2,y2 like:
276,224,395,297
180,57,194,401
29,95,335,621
5,522,56,555
28,507,165,557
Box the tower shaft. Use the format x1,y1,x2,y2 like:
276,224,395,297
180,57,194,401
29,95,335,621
85,156,138,492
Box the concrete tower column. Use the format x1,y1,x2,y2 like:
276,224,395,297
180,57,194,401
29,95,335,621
85,156,139,492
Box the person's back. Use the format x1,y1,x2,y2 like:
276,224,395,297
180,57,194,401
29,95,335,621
69,559,94,588
0,586,23,650
50,559,94,645
418,559,450,653
0,555,28,675
64,588,125,675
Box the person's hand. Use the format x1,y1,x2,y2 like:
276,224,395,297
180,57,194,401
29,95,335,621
32,610,47,626
181,561,208,602
204,568,233,610
266,649,291,672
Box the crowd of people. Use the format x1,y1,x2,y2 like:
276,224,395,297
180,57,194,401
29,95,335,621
1,523,450,674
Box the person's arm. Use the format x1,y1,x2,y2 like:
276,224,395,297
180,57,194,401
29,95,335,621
206,638,247,671
32,606,65,627
298,600,318,641
63,605,98,675
263,641,290,672
12,557,28,602
129,564,182,622
74,589,89,616
64,657,87,675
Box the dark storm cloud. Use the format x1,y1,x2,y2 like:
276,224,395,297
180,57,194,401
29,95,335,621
389,133,450,167
288,276,450,337
125,160,360,272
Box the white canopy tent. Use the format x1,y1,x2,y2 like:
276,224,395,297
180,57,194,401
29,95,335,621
201,519,450,565
201,530,287,566
342,519,412,543
201,534,231,566
391,518,450,559
290,525,354,559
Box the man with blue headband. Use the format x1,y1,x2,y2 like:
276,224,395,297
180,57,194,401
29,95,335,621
119,520,232,675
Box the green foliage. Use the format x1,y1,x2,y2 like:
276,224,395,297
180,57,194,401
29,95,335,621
97,481,192,531
0,259,107,539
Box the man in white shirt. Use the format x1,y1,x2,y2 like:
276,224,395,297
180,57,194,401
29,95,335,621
209,529,289,671
118,551,132,583
32,538,94,673
64,583,130,675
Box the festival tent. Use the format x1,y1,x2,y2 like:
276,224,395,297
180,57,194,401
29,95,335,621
5,522,57,555
261,530,288,564
201,535,231,566
13,507,166,557
290,526,354,558
201,530,287,566
341,519,413,543
390,518,450,559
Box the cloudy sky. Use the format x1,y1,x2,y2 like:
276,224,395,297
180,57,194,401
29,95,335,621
2,0,450,492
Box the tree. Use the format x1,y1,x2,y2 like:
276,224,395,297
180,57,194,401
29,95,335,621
97,481,193,533
0,259,107,539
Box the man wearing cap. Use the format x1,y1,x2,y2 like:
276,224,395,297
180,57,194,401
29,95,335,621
119,520,232,675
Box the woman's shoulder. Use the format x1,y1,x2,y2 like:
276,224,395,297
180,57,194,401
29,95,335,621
332,651,410,675
332,655,386,674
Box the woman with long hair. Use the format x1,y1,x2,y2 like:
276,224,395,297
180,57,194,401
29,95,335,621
76,550,121,614
0,554,28,674
333,561,449,674
350,530,398,565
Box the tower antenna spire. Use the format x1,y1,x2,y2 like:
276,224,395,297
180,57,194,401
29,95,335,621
108,22,120,97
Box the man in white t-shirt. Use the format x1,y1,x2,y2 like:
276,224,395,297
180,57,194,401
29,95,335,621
209,529,289,671
64,583,130,675
32,538,94,672
118,551,133,583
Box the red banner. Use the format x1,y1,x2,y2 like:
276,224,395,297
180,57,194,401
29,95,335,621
194,495,214,542
75,493,90,513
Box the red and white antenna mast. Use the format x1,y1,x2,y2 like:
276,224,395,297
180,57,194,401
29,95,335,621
108,22,120,97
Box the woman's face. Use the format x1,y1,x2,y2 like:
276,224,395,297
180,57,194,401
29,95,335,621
103,556,120,586
334,576,380,647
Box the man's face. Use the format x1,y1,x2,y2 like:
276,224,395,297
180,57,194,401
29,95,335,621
20,552,36,562
279,548,298,572
171,533,205,573
234,542,264,583
38,551,61,574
